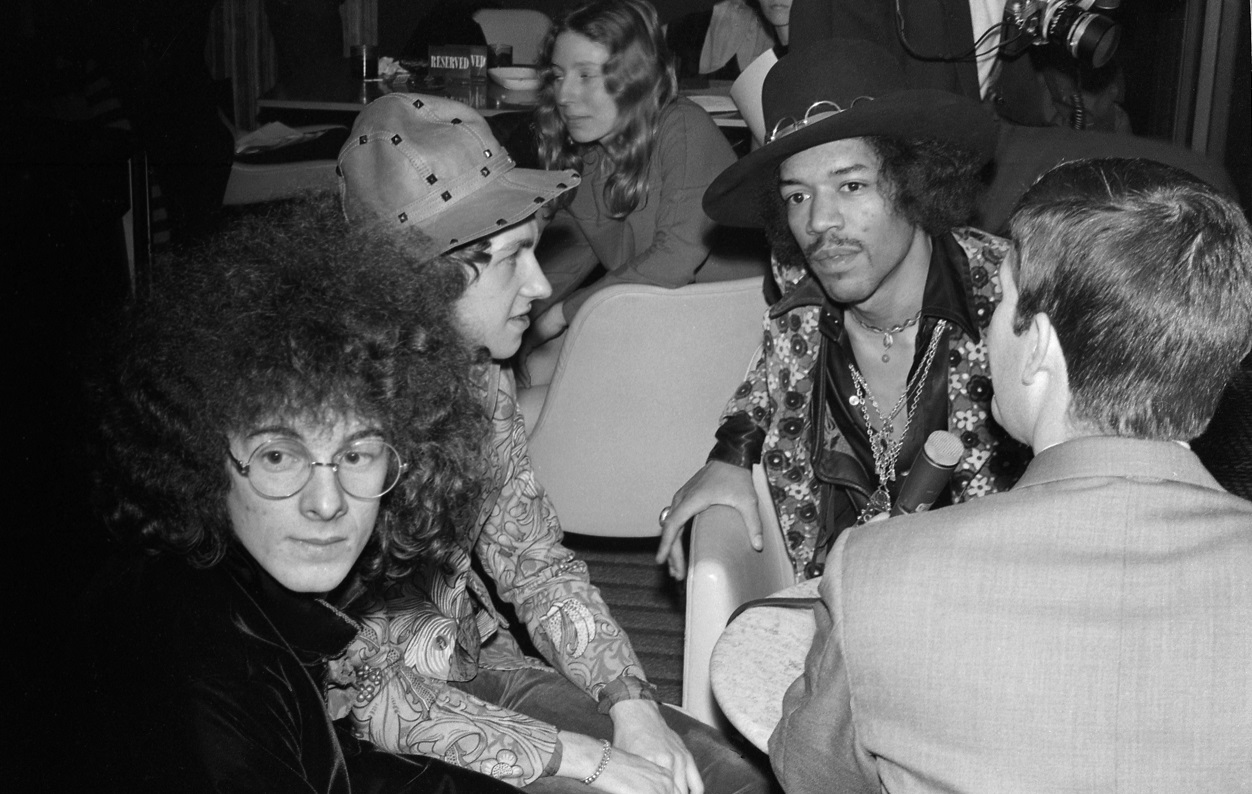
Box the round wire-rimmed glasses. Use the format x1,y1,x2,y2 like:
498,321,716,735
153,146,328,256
228,437,407,500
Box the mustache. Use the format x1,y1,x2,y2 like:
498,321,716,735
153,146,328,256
804,233,863,261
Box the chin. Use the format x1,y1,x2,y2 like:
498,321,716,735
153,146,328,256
265,558,357,594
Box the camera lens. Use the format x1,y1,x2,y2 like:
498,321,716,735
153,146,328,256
1045,3,1120,69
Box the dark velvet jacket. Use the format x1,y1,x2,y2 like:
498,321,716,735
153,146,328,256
78,549,511,793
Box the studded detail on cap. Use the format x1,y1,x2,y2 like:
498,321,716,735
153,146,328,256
441,190,452,202
451,118,462,125
533,197,543,203
358,135,368,145
496,218,507,226
557,183,567,189
391,134,402,145
484,149,493,157
426,174,438,185
449,238,458,245
480,167,490,177
398,212,408,223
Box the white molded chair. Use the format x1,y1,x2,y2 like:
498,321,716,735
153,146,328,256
222,159,340,205
472,8,553,65
683,464,795,730
520,277,767,538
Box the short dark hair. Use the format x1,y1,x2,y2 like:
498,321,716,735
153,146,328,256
97,194,491,586
760,134,987,277
1009,158,1252,440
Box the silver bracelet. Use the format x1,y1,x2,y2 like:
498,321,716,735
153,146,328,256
582,739,612,786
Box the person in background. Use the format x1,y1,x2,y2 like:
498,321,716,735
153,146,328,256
79,195,515,793
754,0,792,51
771,157,1252,792
337,93,775,794
666,0,776,81
527,0,739,347
657,40,1030,583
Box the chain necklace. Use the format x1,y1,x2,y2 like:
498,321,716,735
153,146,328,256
848,319,947,522
849,309,922,362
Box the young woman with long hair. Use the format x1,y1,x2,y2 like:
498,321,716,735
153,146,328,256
528,0,738,344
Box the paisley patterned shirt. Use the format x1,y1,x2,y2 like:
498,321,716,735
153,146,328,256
714,227,1030,580
331,365,653,786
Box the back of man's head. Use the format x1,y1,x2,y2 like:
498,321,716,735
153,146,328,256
1009,158,1252,441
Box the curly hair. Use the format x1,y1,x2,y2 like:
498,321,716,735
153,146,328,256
758,133,989,281
535,0,678,218
97,193,491,587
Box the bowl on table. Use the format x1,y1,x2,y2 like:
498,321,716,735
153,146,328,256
488,66,542,91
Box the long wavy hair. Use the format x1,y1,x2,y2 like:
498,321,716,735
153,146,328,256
96,194,491,588
535,0,678,218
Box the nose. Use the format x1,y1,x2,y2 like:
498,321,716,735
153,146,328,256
806,191,844,238
556,76,577,107
300,463,347,520
519,250,552,301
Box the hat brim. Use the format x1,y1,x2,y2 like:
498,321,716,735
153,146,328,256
411,167,580,260
703,90,998,228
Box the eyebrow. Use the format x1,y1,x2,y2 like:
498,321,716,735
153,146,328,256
244,425,385,444
778,162,871,189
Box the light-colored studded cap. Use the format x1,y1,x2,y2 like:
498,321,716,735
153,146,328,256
338,93,580,261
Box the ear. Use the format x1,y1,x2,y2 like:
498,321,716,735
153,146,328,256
1019,312,1063,385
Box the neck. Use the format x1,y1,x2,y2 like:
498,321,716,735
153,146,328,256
774,24,789,46
847,229,931,328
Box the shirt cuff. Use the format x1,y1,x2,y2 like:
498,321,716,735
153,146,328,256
595,674,658,714
542,735,564,777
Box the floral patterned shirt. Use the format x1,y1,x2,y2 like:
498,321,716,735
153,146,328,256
329,365,653,786
712,228,1030,579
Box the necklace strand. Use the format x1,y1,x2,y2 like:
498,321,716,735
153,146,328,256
849,309,922,362
848,319,947,522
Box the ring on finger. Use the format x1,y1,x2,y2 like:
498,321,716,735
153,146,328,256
658,506,672,526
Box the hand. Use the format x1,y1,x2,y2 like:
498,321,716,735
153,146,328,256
655,461,761,580
556,730,676,794
610,699,702,794
532,302,569,344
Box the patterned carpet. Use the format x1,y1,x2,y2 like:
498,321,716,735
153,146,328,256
563,534,687,706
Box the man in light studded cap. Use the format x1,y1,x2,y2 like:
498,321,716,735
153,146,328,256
658,38,1031,583
336,93,773,794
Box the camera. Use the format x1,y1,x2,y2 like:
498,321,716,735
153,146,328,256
1005,0,1121,69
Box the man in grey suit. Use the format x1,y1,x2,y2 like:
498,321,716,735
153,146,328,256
771,157,1252,793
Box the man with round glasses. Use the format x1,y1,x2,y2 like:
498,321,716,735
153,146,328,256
658,39,1031,581
80,196,514,792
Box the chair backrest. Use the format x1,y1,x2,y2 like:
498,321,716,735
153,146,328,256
682,464,795,729
222,160,339,205
472,8,553,65
522,277,767,538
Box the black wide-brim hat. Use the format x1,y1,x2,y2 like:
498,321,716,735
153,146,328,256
704,39,999,228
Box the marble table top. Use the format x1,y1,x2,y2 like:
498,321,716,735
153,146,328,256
710,578,820,752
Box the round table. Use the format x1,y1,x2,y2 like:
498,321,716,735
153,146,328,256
709,579,820,751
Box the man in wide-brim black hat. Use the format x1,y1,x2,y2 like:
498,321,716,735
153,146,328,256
657,38,1030,582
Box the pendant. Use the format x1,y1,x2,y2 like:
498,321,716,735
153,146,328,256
882,333,894,349
882,352,891,363
858,487,892,524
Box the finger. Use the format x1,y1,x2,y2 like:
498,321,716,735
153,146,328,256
655,498,697,564
684,753,704,794
736,500,765,552
666,542,686,581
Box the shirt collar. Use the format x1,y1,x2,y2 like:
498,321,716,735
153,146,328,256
1014,436,1224,492
225,548,359,660
768,233,982,342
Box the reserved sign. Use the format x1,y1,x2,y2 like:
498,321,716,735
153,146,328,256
428,45,489,82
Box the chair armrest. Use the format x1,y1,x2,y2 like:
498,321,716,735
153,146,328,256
683,498,794,728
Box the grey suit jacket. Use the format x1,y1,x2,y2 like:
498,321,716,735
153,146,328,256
770,436,1252,793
